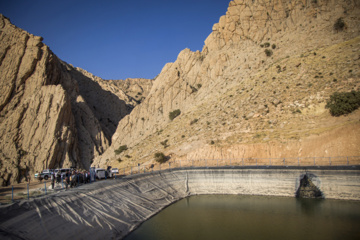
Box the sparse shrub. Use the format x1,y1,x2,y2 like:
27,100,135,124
117,158,122,163
264,42,270,48
181,135,185,138
115,145,128,155
190,85,198,93
169,109,181,120
125,155,131,158
265,49,273,57
272,44,276,49
210,140,215,145
334,17,346,32
190,119,198,125
254,133,262,138
197,83,202,89
326,90,360,116
160,139,169,148
154,152,167,163
18,149,28,157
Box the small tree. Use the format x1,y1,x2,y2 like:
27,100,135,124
325,90,360,116
114,145,128,155
334,17,346,32
154,152,167,163
169,109,181,121
265,49,273,57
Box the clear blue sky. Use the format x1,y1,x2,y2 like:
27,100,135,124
0,0,229,80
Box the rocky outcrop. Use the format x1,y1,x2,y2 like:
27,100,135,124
1,0,360,183
0,15,79,185
95,0,360,168
0,15,152,185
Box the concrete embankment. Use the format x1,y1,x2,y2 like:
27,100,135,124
0,167,359,240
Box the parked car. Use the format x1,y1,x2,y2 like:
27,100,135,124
95,168,106,179
111,168,119,174
35,169,54,180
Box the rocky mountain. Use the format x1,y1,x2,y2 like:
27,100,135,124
1,0,360,185
94,0,360,168
0,14,152,185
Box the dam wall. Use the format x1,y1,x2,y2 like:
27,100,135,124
0,167,359,240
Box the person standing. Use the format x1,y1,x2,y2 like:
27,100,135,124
51,173,55,189
65,171,70,190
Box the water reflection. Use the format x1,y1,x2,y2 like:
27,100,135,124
125,195,360,240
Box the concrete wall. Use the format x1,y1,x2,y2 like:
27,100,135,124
0,167,359,240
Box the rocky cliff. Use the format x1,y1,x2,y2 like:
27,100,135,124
94,0,360,168
0,14,152,185
1,0,360,185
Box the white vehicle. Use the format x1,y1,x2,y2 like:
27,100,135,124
95,168,106,179
35,169,54,180
111,168,119,174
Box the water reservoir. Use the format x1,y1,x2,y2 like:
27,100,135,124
125,195,360,240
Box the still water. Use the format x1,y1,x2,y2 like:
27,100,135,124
125,195,360,240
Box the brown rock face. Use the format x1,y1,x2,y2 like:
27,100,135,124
1,0,360,183
0,15,153,185
94,0,360,168
0,15,78,185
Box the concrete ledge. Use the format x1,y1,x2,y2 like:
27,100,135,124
0,167,359,240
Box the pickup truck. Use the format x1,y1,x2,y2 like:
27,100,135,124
34,169,54,180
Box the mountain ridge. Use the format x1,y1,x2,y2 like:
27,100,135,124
1,0,360,185
93,0,360,168
0,14,152,185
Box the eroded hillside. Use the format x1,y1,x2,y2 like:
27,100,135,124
1,0,359,185
0,14,153,185
94,0,360,169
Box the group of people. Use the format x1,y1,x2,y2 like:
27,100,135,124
50,170,91,190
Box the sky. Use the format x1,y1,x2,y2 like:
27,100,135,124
0,0,229,80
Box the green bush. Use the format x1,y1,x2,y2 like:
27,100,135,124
169,109,181,120
154,152,167,163
325,90,360,116
265,49,273,57
190,118,198,125
160,139,169,148
114,145,128,155
190,85,198,93
334,17,346,31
